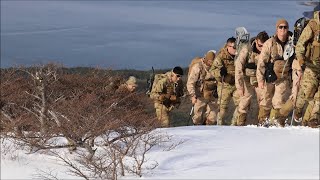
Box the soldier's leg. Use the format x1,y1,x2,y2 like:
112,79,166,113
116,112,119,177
217,83,234,125
258,83,274,125
155,103,170,127
271,79,290,127
205,99,219,125
192,98,206,125
279,69,302,119
236,81,255,126
298,68,318,125
304,85,320,127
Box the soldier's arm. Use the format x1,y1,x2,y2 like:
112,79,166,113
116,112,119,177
256,39,272,83
210,56,223,81
235,46,249,90
187,63,201,97
295,24,313,62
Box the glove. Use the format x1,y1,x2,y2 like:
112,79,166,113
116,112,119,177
169,95,177,101
159,94,170,102
220,66,228,77
298,58,305,66
245,62,257,69
223,74,235,85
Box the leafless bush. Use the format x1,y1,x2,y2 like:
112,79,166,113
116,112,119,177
0,64,181,179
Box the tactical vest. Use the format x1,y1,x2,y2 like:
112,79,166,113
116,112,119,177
270,36,291,79
305,19,320,73
243,42,259,86
220,47,236,76
197,61,217,100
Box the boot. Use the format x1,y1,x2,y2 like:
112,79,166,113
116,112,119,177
218,108,226,125
237,113,247,126
269,108,281,126
307,119,319,128
293,108,303,122
258,107,270,126
279,100,294,117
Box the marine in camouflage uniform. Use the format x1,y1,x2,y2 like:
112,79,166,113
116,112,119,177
235,31,269,126
293,6,320,127
150,67,184,127
116,76,138,93
256,19,293,127
210,37,239,125
187,50,219,125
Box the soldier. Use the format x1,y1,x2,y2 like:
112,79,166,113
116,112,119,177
235,31,270,126
116,76,138,93
256,18,293,127
291,5,320,127
187,50,219,125
210,37,238,125
150,66,184,127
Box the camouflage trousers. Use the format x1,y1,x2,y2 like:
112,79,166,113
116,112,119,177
278,69,303,119
192,97,219,125
259,78,290,110
154,102,173,128
234,79,263,125
295,68,320,122
217,82,238,125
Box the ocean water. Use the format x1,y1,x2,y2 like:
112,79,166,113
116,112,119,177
0,1,313,70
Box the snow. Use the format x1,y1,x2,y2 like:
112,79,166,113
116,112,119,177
1,125,319,179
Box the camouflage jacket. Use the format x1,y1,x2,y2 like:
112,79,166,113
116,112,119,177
150,71,184,104
187,58,215,98
256,34,293,83
235,39,260,90
295,11,320,73
210,45,236,83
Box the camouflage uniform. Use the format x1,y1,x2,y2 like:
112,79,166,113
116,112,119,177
294,10,320,127
235,39,263,126
187,58,219,125
210,45,239,125
150,71,184,127
256,34,292,126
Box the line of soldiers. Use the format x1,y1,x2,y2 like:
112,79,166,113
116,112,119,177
144,6,320,128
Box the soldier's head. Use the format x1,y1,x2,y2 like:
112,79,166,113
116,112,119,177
226,37,236,56
126,76,138,92
204,50,216,66
276,18,289,41
255,31,269,52
171,66,183,83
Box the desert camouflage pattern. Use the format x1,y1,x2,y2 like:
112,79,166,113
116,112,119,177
256,35,291,118
235,40,263,119
187,59,219,125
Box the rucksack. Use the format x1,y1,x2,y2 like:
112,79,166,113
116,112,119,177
188,56,202,77
234,27,250,59
293,17,309,45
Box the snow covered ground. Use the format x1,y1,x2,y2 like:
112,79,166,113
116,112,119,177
1,125,319,179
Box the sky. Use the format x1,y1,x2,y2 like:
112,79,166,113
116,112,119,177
1,125,319,179
0,0,314,70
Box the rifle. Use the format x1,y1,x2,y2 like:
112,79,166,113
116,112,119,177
146,67,155,96
188,105,194,125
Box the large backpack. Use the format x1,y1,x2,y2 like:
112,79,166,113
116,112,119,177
188,56,202,77
294,17,309,45
234,27,250,59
